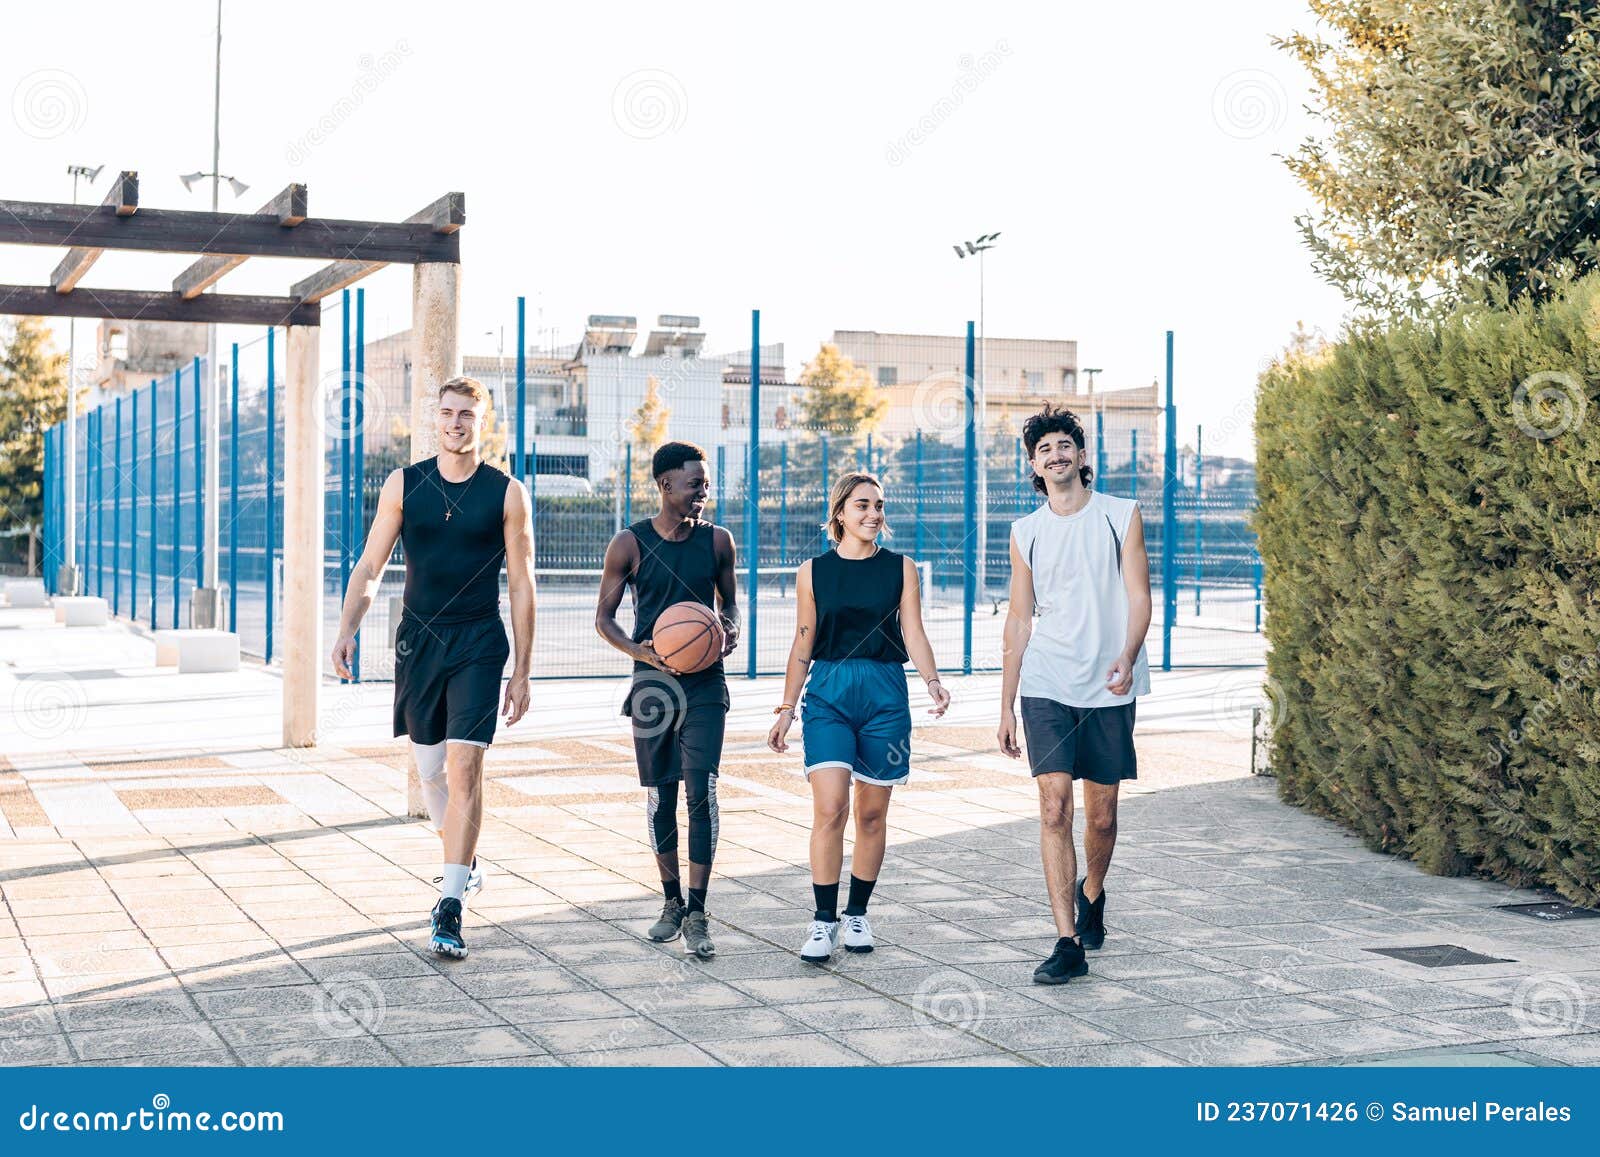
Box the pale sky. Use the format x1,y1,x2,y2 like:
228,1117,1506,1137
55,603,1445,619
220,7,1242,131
3,0,1350,459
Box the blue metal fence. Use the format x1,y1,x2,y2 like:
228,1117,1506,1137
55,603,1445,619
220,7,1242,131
39,301,1263,678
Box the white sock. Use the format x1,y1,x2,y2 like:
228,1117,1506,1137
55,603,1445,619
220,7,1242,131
412,740,449,831
439,862,471,902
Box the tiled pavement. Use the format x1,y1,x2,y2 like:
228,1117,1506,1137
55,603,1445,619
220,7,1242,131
2,610,1598,1067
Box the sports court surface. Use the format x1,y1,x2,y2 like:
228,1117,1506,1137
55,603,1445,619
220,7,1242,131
2,607,1597,1067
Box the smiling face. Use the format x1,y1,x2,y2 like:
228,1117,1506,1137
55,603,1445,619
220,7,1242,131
436,388,488,457
837,480,886,545
658,459,710,521
1029,429,1086,493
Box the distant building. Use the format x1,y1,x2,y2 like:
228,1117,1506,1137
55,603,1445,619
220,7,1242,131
90,320,207,409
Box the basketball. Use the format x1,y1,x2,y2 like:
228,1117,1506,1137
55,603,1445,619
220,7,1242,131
650,601,724,673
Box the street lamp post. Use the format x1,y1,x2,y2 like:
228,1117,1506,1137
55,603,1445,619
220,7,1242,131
59,162,103,597
181,0,246,630
954,232,999,600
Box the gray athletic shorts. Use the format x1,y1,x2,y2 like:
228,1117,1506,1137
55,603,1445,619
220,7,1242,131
1019,697,1137,784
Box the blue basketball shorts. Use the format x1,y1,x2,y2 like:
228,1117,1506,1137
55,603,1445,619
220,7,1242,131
800,658,913,786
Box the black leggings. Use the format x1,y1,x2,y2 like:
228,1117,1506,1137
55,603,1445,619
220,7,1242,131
646,768,720,866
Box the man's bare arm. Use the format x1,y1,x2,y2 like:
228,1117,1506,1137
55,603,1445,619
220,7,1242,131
502,480,537,711
713,526,741,656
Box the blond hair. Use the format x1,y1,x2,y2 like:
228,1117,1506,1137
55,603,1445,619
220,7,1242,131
824,471,890,544
438,376,491,408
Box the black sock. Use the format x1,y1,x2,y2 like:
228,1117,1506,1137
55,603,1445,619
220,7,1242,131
842,874,876,916
812,881,839,922
687,886,707,914
1056,934,1080,952
662,879,683,905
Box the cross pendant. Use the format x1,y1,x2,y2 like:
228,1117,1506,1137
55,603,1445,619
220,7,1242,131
445,510,452,521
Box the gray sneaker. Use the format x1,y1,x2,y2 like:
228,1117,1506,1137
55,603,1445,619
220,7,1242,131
648,896,686,942
681,911,715,959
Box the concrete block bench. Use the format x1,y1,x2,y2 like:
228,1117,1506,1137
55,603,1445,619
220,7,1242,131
53,596,109,626
153,629,241,673
4,578,48,608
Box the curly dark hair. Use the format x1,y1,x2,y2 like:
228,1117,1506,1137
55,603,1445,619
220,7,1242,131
1021,404,1094,495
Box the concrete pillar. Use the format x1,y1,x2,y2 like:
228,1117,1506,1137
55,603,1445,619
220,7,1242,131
404,262,461,815
282,324,323,748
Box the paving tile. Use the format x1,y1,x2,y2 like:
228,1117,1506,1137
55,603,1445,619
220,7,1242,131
0,1033,74,1066
969,1014,1122,1051
842,1024,1001,1064
232,1037,396,1066
381,1026,547,1064
1078,1004,1233,1041
560,1042,720,1066
70,1022,226,1062
524,1015,682,1055
486,990,634,1024
700,1033,868,1066
1150,1032,1321,1065
1023,1042,1178,1067
54,994,196,1032
650,1005,810,1043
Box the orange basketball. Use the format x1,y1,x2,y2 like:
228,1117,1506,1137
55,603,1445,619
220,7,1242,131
651,601,724,673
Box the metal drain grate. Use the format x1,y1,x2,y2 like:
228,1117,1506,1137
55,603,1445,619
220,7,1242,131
1366,944,1512,968
1496,901,1600,922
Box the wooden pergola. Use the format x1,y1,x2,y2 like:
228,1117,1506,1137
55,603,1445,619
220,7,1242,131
1,171,465,748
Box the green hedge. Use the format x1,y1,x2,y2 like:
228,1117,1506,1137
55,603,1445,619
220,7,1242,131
1255,278,1600,905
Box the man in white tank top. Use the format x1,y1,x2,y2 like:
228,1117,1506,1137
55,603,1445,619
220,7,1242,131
998,405,1152,984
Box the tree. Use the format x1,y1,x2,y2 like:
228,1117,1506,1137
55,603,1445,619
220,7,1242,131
620,374,670,501
1277,1,1600,314
796,344,886,437
0,318,70,568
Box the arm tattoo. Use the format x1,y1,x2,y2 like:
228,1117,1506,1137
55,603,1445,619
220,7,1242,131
799,626,808,638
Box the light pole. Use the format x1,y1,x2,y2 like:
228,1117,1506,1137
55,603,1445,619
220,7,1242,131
59,163,103,597
180,0,246,629
1082,367,1102,485
954,232,999,599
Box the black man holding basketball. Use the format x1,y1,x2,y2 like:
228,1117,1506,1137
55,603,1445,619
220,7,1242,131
596,441,740,959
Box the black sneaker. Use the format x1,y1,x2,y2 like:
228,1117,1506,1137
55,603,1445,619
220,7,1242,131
648,895,686,942
1032,936,1088,985
1076,878,1106,950
430,896,467,959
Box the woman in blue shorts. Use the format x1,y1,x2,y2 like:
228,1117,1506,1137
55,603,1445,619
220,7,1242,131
767,471,949,963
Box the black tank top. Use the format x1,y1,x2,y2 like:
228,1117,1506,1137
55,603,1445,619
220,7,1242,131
628,518,724,679
400,458,510,624
810,546,908,663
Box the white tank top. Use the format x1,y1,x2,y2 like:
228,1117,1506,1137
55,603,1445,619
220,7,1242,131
1011,490,1151,708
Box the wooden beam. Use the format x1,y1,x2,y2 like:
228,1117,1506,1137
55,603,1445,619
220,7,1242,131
49,171,140,294
173,183,309,299
291,193,465,303
0,284,319,327
0,201,460,263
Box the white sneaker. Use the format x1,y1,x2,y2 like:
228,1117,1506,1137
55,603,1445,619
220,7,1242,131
841,913,874,953
799,918,840,964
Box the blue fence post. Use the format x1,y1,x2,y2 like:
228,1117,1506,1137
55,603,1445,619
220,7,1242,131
716,444,725,524
148,379,158,628
172,368,182,628
339,288,351,678
515,296,526,484
229,343,240,632
89,407,99,595
266,329,277,665
913,429,925,564
113,398,123,615
818,434,830,553
130,391,139,618
1129,429,1138,498
746,309,760,679
963,320,976,676
193,356,203,592
864,432,873,474
623,445,632,525
1161,330,1176,672
1095,411,1105,491
779,441,789,564
1194,423,1203,616
355,288,366,682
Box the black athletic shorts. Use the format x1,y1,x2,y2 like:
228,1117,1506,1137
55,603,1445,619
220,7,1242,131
393,615,510,746
623,670,730,788
1019,697,1137,785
